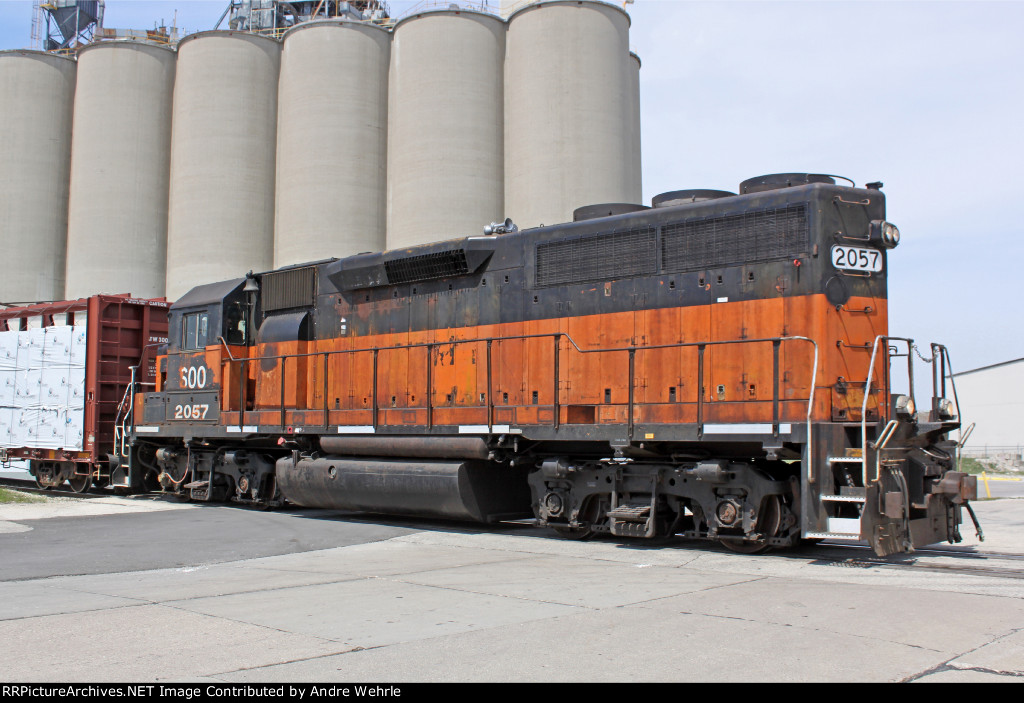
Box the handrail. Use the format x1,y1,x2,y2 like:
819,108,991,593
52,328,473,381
206,331,806,363
873,419,900,481
217,336,237,361
861,336,959,484
861,335,911,485
113,365,138,460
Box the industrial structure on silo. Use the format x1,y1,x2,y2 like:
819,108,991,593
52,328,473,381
275,20,391,268
505,0,637,229
386,8,506,249
31,0,104,51
165,31,281,301
0,50,76,304
64,41,176,300
219,0,389,32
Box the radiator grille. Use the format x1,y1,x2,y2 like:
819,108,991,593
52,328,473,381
262,266,317,312
661,204,808,273
385,250,470,284
536,228,657,287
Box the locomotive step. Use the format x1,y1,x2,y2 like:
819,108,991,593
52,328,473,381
805,531,863,540
607,504,651,522
826,517,862,535
821,494,867,502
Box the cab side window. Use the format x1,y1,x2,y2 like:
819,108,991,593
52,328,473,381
182,312,209,351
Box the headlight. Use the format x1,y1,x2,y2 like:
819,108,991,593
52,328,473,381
894,394,916,419
870,220,900,249
937,398,957,420
882,222,900,247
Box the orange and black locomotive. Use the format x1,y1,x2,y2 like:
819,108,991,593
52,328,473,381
127,173,978,556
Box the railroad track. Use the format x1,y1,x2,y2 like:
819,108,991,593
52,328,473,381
0,476,110,500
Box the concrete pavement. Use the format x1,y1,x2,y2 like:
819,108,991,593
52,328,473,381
0,493,1022,682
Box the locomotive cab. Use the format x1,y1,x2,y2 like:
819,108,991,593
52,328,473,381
143,279,247,423
132,279,263,500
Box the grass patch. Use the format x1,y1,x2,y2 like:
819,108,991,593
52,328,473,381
959,457,997,475
0,487,47,504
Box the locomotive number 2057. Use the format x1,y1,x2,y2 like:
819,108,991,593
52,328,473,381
831,245,882,272
174,404,210,420
179,365,208,390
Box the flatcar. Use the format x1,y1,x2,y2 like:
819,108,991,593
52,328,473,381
126,173,979,557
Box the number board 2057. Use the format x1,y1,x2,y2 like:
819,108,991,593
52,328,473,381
831,245,883,272
166,392,219,423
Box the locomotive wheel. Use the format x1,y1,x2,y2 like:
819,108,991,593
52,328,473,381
553,524,596,540
720,494,782,554
551,495,602,540
67,474,91,494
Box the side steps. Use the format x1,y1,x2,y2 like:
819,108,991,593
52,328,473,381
805,456,866,540
608,472,659,538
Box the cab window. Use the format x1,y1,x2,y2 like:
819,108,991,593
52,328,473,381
182,312,209,351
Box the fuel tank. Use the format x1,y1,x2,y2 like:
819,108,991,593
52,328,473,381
276,456,532,523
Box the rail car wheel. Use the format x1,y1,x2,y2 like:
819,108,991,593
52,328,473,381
720,494,782,554
33,466,63,490
67,474,91,494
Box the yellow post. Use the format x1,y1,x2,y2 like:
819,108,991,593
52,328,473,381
981,471,992,499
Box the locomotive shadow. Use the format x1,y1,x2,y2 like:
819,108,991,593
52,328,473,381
258,504,784,556
213,502,991,562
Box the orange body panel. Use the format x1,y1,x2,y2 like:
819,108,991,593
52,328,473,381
200,293,888,430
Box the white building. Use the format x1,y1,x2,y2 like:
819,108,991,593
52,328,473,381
953,357,1024,459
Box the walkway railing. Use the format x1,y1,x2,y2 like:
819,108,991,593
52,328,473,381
213,332,820,445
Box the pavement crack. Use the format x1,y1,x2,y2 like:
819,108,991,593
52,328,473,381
35,575,368,606
949,664,1024,678
0,600,154,623
903,625,1024,681
674,610,945,655
372,574,594,610
901,661,1024,682
153,601,353,646
208,645,380,678
616,576,768,608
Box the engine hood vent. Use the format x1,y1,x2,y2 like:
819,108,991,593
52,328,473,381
739,173,837,194
572,203,649,222
652,190,736,208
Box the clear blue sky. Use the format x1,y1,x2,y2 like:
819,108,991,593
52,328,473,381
1,0,1021,374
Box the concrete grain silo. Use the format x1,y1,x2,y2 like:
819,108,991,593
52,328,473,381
505,1,634,229
275,21,390,268
166,31,280,301
387,10,505,249
65,41,176,300
0,51,76,304
627,51,642,203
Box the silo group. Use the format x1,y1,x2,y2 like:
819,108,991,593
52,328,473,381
0,0,642,305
